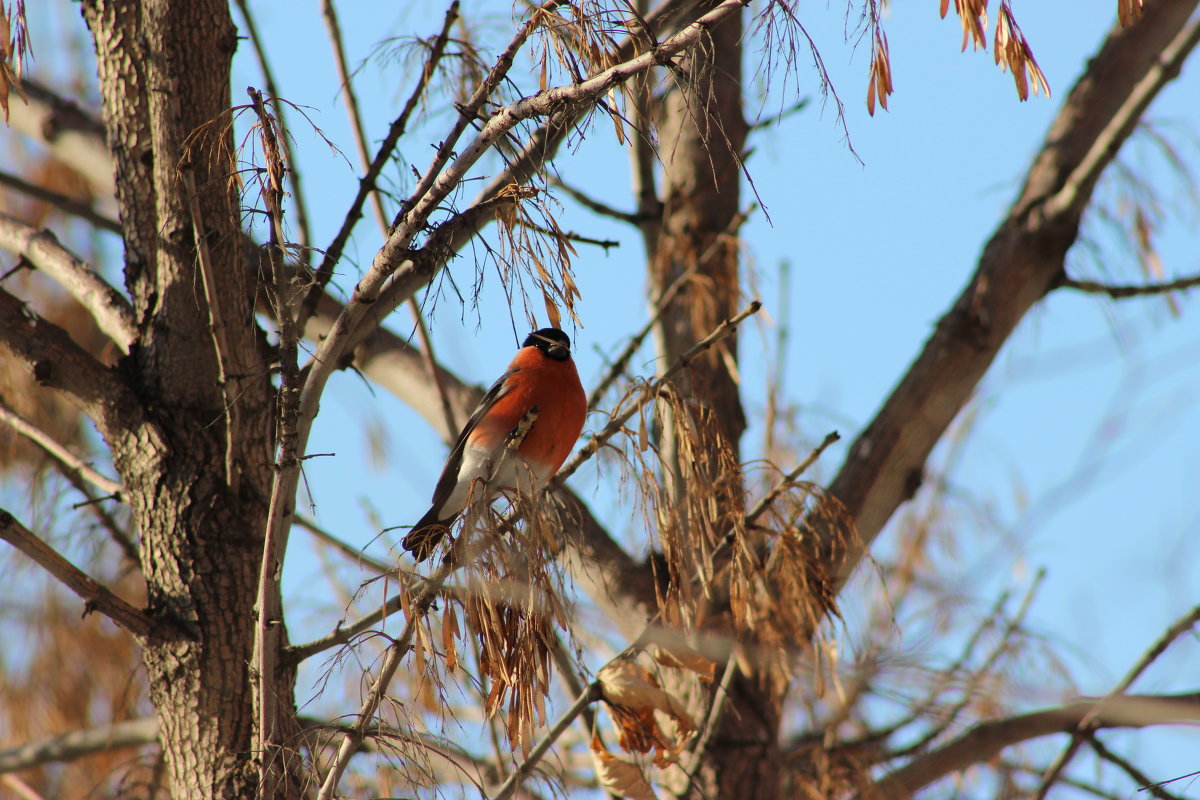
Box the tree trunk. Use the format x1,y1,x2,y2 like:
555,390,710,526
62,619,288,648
651,5,781,799
79,1,298,797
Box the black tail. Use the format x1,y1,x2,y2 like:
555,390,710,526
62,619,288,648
402,506,457,563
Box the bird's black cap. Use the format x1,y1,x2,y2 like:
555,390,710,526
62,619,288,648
524,328,572,361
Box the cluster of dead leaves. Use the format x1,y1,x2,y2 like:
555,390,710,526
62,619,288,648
0,0,29,123
872,0,1074,114
591,642,715,800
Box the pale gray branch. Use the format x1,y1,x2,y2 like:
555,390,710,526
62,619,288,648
0,213,136,352
5,81,115,198
0,399,123,496
0,719,158,774
862,693,1200,799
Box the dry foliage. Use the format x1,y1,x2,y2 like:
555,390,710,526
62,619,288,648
2,1,1197,799
994,2,1050,101
0,0,29,122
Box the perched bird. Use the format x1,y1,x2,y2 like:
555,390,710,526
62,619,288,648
402,327,588,562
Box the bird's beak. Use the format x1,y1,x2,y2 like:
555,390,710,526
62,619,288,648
547,342,569,359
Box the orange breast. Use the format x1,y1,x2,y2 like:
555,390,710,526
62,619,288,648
474,346,587,477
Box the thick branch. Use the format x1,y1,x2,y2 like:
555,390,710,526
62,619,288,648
5,80,115,197
0,213,136,351
823,0,1200,589
0,287,139,428
0,719,158,774
863,693,1200,799
0,507,154,638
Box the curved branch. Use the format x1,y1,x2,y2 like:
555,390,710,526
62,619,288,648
862,692,1200,799
0,399,123,497
822,0,1200,589
0,719,158,775
0,213,136,352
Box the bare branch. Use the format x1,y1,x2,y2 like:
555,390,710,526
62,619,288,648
862,693,1200,799
298,0,459,328
557,299,763,483
1087,734,1185,800
0,170,121,233
232,0,315,264
1035,602,1200,798
0,287,140,427
822,0,1200,591
0,507,155,639
0,212,136,352
247,86,302,798
355,0,752,347
320,0,461,439
0,398,123,496
5,80,114,197
315,547,462,800
1058,272,1200,298
0,719,158,774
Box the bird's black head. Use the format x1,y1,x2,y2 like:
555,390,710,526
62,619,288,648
524,327,572,361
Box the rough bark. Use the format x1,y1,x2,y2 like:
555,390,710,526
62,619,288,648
76,1,297,797
650,5,781,799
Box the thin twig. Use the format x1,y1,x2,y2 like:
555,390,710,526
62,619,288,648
0,399,123,496
320,0,460,438
285,592,408,666
1059,273,1200,299
232,0,314,265
298,0,459,331
1087,733,1184,800
558,298,762,483
0,170,121,233
744,431,841,527
248,86,302,800
680,648,738,776
314,542,463,800
0,507,156,639
551,177,643,224
1035,602,1200,799
182,169,240,490
295,515,395,576
887,571,1046,761
587,264,697,409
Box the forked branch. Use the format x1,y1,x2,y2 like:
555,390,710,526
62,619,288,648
863,692,1200,799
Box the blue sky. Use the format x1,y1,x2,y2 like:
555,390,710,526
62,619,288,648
10,1,1200,795
246,1,1200,793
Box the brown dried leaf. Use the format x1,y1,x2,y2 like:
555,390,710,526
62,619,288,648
0,0,30,123
599,660,692,732
994,4,1050,101
591,733,659,800
1118,0,1144,28
945,0,989,52
866,30,893,117
650,642,717,683
442,603,459,672
599,658,695,762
